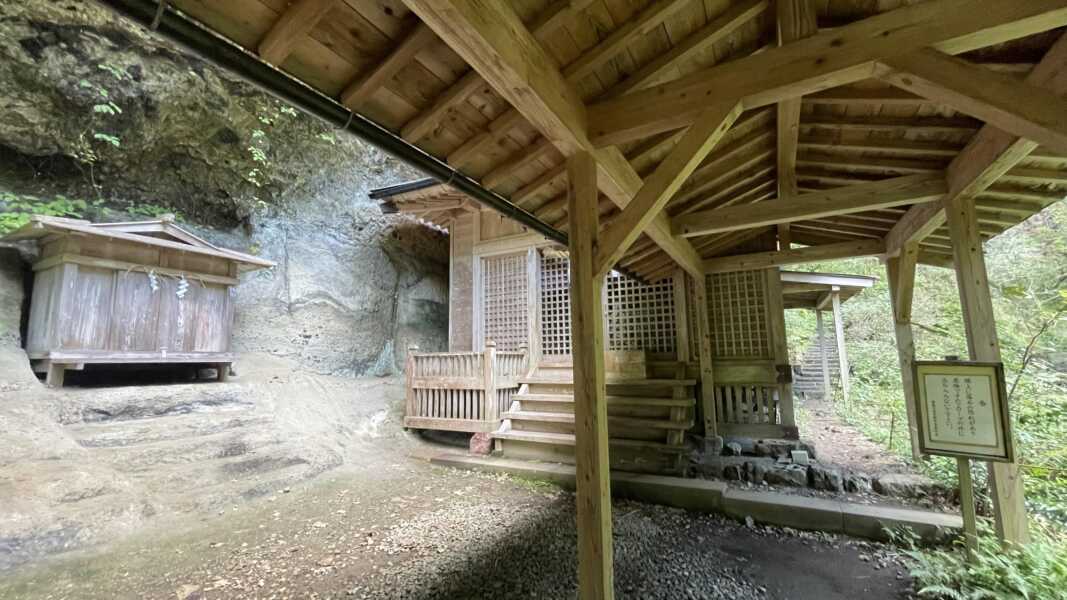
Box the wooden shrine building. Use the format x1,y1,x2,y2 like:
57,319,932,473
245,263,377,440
374,179,876,470
96,0,1067,595
4,215,274,386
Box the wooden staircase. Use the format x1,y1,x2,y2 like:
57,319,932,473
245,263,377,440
491,356,697,474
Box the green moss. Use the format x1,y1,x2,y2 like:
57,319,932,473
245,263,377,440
0,192,88,234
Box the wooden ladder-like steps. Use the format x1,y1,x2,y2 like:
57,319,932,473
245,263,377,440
502,410,693,430
491,428,688,453
512,393,695,408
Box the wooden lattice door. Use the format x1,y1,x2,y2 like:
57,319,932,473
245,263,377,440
478,252,529,351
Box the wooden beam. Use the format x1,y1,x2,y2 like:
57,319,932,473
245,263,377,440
566,151,614,599
606,0,769,99
878,49,1067,155
885,32,1067,256
594,102,742,277
587,0,1067,146
562,0,691,83
775,0,818,251
257,0,335,65
703,239,885,273
946,184,1029,544
340,23,438,109
399,0,596,142
674,172,947,238
405,0,705,277
885,254,923,462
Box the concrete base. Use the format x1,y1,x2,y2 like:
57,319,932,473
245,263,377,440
428,453,962,543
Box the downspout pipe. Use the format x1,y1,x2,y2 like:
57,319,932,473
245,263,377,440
95,0,568,247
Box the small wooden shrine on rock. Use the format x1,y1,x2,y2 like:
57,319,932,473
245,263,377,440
3,215,274,386
375,180,875,474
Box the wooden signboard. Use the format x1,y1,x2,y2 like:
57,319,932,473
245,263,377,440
913,361,1014,462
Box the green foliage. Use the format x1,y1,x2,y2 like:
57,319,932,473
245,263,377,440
0,193,88,234
893,523,1067,600
125,203,183,221
789,201,1067,530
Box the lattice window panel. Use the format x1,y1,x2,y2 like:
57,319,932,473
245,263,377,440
606,273,676,354
539,253,572,356
481,253,528,351
705,270,771,359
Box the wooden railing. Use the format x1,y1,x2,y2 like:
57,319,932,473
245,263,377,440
712,360,795,438
404,341,528,433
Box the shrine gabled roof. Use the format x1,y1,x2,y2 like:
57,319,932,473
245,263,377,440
3,215,275,271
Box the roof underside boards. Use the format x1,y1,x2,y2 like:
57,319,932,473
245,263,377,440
157,0,1066,280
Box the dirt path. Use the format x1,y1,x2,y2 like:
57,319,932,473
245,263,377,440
1,450,915,600
797,395,915,476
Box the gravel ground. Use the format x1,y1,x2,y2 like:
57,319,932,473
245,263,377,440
1,454,914,600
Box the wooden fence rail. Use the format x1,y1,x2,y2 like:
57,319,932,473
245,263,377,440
404,341,528,433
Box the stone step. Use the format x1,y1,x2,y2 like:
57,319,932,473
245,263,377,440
503,410,692,431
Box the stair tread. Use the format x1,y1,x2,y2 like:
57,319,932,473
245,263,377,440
502,410,692,429
491,429,687,452
514,393,695,407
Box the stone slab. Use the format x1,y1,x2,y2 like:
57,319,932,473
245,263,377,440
426,453,961,543
723,489,844,533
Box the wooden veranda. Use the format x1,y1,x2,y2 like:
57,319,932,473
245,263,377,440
101,0,1067,595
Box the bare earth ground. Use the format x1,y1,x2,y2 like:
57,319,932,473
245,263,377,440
0,458,914,600
0,351,917,599
798,395,915,476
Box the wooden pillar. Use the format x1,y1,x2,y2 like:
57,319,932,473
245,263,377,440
816,309,831,401
885,253,923,462
764,268,794,428
692,274,717,438
672,268,690,364
830,291,850,404
526,247,542,370
45,363,66,388
946,194,1029,544
567,152,614,599
483,340,498,423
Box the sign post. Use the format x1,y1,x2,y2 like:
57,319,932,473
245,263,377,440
912,360,1013,557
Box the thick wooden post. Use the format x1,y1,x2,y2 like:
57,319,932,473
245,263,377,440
816,309,832,400
764,268,794,429
885,254,923,462
946,194,1029,544
692,274,717,438
830,291,850,404
483,340,498,423
672,268,690,364
405,345,419,421
567,152,614,599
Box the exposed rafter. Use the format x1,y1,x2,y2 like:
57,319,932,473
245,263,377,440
587,0,1067,146
674,172,947,238
257,0,335,65
404,0,705,277
775,0,817,249
877,49,1067,155
703,239,886,273
339,23,438,109
885,32,1067,255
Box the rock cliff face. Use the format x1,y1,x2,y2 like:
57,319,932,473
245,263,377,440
0,0,448,374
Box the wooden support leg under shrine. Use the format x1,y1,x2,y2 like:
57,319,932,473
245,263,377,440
567,152,614,598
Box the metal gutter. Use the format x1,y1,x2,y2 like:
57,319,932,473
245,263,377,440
368,178,441,200
95,0,567,247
